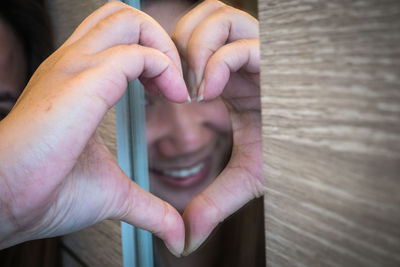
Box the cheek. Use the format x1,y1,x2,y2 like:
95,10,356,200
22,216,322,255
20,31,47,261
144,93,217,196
200,99,232,133
146,119,167,160
145,103,167,147
146,121,160,147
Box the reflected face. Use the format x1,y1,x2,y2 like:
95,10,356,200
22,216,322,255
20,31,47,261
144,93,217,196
0,19,26,120
143,1,233,213
146,96,232,213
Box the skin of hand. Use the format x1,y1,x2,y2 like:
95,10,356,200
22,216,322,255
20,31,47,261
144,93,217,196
0,1,189,256
172,1,264,255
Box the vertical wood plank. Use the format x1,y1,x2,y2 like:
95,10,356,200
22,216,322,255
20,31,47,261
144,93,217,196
260,0,400,266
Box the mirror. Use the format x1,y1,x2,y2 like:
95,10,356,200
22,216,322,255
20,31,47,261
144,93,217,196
141,1,265,267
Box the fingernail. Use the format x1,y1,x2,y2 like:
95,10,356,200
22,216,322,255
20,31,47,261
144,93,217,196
165,242,182,258
182,242,201,257
182,233,205,257
182,251,189,257
197,80,205,103
186,69,197,99
184,95,192,104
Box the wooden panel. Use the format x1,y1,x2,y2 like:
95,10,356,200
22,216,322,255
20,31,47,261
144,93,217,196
62,250,85,267
62,219,122,267
260,0,400,266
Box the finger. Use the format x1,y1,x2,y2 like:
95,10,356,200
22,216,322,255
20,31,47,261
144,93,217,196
184,5,258,92
198,39,260,101
74,7,182,72
80,138,186,257
182,135,264,255
112,177,185,256
72,135,185,256
63,1,128,47
172,0,225,55
93,44,189,107
4,45,188,181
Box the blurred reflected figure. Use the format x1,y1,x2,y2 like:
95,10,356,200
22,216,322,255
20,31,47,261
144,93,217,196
143,1,265,266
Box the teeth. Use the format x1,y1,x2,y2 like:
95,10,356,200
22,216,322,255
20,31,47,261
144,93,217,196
161,162,205,179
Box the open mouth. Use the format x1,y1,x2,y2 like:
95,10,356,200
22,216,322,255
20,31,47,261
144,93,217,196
150,157,211,187
159,161,205,179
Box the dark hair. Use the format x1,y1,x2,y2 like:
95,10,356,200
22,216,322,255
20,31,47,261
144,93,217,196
0,0,53,86
0,1,58,266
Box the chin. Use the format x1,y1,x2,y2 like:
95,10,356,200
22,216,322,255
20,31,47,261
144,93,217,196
149,131,233,213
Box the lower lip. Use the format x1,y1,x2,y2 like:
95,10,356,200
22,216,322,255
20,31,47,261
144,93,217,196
152,158,211,188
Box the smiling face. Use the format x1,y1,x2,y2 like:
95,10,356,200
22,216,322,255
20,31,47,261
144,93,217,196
143,0,233,213
146,95,232,212
0,18,26,120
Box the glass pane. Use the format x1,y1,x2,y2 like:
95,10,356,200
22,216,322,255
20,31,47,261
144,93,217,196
141,0,265,266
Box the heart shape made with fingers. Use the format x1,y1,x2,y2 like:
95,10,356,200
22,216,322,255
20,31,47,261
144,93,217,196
0,0,263,258
142,0,264,256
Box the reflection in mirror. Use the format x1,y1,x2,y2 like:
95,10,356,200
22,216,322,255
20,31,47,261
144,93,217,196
142,1,265,266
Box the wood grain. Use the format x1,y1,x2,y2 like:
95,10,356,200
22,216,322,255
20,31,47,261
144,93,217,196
62,219,122,266
259,0,400,266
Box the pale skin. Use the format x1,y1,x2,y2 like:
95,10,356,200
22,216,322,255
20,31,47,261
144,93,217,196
0,0,263,258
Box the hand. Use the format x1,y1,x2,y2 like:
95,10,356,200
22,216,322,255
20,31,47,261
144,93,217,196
172,1,263,255
0,1,189,256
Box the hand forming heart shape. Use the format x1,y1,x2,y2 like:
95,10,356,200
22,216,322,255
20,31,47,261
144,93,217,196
0,1,263,257
171,1,263,255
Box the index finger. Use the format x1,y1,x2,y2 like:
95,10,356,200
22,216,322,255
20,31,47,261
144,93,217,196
172,0,225,55
180,4,259,90
73,5,182,72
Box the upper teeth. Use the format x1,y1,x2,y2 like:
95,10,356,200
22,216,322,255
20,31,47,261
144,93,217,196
161,162,205,179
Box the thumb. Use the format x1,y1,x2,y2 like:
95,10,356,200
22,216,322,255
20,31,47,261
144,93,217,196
111,176,185,256
182,140,264,255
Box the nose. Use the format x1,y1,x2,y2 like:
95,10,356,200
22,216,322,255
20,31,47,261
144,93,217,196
155,103,212,157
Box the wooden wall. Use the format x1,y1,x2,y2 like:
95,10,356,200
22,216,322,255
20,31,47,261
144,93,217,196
259,0,400,266
45,0,400,266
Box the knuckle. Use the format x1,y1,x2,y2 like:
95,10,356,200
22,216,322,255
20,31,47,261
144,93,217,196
102,1,126,10
171,27,183,44
204,0,225,9
152,202,170,236
120,181,138,220
200,193,223,221
52,46,81,71
216,4,234,15
106,8,133,24
91,8,134,38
